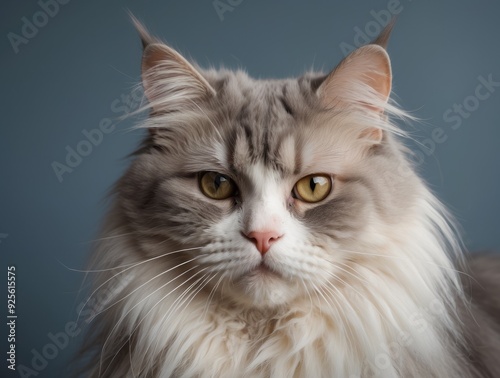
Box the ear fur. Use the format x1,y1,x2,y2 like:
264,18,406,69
316,22,396,143
130,15,216,114
317,44,392,111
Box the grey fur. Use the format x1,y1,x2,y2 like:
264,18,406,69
459,254,500,378
75,22,500,378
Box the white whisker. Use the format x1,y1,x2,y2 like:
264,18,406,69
77,246,202,322
86,258,203,323
98,264,205,377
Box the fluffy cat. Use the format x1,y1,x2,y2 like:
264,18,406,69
77,19,500,377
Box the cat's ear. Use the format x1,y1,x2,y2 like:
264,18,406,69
316,24,394,143
131,16,216,114
141,44,216,111
316,44,392,115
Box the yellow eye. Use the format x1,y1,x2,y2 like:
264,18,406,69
199,172,237,200
293,174,332,203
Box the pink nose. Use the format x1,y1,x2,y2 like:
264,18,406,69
244,230,283,255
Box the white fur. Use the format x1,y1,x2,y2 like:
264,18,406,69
83,35,468,377
87,163,466,377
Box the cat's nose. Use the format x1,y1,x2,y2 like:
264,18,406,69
244,230,283,256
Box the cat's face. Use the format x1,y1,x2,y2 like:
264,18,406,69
119,34,420,308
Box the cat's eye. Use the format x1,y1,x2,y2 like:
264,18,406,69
199,172,237,200
293,174,332,203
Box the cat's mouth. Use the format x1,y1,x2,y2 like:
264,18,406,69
229,259,295,306
250,261,280,277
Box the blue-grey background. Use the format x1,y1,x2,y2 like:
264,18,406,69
1,0,499,376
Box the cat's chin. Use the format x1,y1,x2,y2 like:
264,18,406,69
225,265,299,308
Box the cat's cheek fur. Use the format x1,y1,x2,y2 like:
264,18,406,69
78,20,500,378
199,206,307,307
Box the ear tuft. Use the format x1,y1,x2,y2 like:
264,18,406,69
372,17,397,49
129,13,157,49
136,25,216,114
316,20,397,144
141,43,216,112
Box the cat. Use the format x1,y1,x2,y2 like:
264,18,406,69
76,18,500,378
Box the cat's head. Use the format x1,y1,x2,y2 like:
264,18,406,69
118,21,422,308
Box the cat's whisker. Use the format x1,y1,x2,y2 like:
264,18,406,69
135,268,212,354
100,268,206,378
78,254,204,325
82,232,137,244
163,271,214,326
174,272,217,324
77,246,203,321
98,269,198,378
202,271,226,320
318,267,389,326
320,282,357,357
328,259,412,311
326,259,415,313
326,260,363,281
73,246,203,274
147,271,215,364
316,285,338,315
86,261,202,323
324,267,415,337
316,284,342,322
98,265,207,377
335,247,471,278
101,268,204,378
337,246,480,297
308,280,326,317
300,278,314,316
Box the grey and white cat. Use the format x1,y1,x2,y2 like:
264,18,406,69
78,19,500,377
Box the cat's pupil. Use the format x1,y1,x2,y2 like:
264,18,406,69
310,176,326,192
214,175,226,190
199,172,236,200
309,178,316,192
